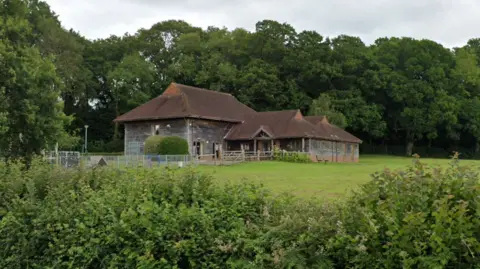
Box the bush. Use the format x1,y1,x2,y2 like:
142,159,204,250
144,135,164,154
273,148,312,163
330,154,480,268
105,139,124,152
0,159,331,268
88,139,124,153
157,136,189,155
1,155,479,268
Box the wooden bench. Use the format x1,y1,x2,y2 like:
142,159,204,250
315,155,329,164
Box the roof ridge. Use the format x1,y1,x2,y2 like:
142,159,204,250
173,82,233,97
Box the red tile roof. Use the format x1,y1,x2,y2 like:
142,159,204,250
114,83,256,123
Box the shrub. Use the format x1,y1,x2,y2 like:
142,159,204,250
0,160,333,268
1,155,479,268
144,135,164,154
273,148,312,163
329,154,480,268
157,136,189,155
105,139,124,152
88,139,124,153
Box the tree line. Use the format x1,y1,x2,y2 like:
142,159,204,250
3,0,480,159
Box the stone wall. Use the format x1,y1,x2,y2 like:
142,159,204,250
309,139,360,163
189,119,234,155
124,119,188,155
124,118,235,155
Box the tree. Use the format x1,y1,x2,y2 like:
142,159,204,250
235,59,287,111
0,0,72,161
308,94,347,128
331,90,386,139
372,38,456,156
107,53,155,139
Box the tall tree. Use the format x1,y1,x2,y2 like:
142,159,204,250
372,38,456,155
107,53,155,139
0,0,72,161
308,94,348,128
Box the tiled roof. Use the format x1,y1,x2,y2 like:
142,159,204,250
304,115,326,125
306,116,362,143
114,83,256,123
225,112,362,143
114,83,361,143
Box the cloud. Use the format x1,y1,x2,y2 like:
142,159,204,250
45,0,480,47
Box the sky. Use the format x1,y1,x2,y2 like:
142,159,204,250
45,0,479,48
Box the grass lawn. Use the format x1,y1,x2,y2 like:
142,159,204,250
198,155,479,199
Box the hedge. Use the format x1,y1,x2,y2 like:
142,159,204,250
0,155,479,268
144,135,164,154
157,136,189,155
273,148,312,163
144,136,189,155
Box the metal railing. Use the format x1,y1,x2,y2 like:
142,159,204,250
81,155,197,169
44,151,81,168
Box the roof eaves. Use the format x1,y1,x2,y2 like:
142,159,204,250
249,126,275,140
116,114,245,124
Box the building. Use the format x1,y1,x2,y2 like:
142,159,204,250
114,83,362,162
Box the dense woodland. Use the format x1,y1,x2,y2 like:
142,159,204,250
4,0,480,159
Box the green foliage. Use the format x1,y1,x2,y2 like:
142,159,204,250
108,53,156,139
158,136,189,155
1,156,478,268
11,0,480,161
144,135,164,154
0,159,332,268
273,148,312,163
88,139,124,153
0,0,73,161
309,93,348,128
331,154,480,268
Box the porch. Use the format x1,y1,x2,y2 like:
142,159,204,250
225,138,359,163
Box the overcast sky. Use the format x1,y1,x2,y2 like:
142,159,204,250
45,0,479,48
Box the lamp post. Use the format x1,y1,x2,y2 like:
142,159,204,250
84,125,89,153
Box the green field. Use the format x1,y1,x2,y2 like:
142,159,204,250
198,155,479,199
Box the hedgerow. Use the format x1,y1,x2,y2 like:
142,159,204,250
0,154,479,268
273,148,312,163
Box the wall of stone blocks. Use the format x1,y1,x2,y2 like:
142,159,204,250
308,139,360,163
124,119,188,155
189,119,234,155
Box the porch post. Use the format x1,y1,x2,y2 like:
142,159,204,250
302,138,305,152
309,138,312,153
271,139,274,151
254,139,257,152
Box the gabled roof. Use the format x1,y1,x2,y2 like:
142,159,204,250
225,111,362,143
225,110,316,140
114,83,256,123
114,83,362,144
304,116,362,143
304,115,327,125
